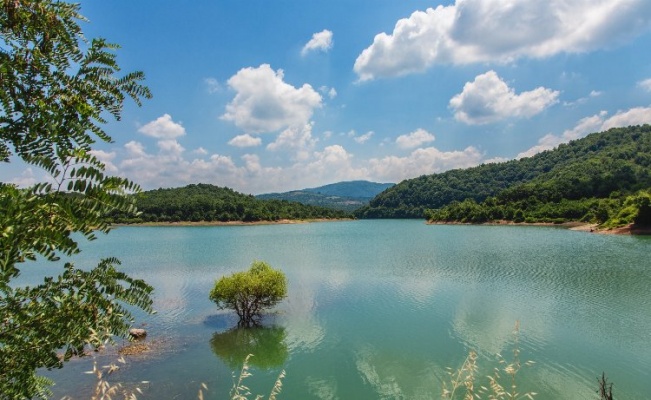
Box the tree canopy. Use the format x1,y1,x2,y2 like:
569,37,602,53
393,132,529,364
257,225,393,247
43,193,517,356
355,125,651,224
210,261,287,326
1,1,153,397
111,183,352,223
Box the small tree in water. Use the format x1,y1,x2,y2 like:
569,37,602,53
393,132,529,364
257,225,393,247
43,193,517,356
210,261,287,325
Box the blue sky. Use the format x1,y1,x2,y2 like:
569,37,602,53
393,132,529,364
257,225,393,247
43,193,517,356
5,0,651,194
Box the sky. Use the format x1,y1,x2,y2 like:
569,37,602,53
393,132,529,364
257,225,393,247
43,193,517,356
5,0,651,194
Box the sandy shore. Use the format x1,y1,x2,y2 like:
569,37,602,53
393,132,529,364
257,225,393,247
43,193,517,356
113,218,354,227
429,220,650,235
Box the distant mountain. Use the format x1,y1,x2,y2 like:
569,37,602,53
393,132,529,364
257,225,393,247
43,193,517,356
355,125,651,221
256,181,394,212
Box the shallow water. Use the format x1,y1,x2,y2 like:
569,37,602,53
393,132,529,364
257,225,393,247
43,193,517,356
24,220,651,399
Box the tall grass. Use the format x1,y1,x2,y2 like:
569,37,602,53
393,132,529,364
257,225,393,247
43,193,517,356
230,354,286,400
442,321,537,400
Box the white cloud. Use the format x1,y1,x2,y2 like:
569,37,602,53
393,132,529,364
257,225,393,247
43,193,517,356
124,141,148,158
9,168,38,188
138,114,186,139
354,131,374,144
517,106,651,158
450,70,559,125
266,123,317,161
89,150,118,173
157,139,185,156
601,106,651,130
228,134,262,148
301,29,333,56
367,146,483,183
396,128,435,149
637,78,651,92
564,90,603,107
354,1,651,81
222,64,322,133
194,147,208,155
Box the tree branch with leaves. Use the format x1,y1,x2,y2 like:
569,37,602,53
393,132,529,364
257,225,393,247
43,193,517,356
1,1,153,398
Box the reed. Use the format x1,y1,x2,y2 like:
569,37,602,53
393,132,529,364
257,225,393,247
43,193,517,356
230,354,286,400
443,321,537,400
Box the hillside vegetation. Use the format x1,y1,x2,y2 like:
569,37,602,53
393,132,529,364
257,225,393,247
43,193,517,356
257,180,394,212
112,184,352,223
355,125,651,227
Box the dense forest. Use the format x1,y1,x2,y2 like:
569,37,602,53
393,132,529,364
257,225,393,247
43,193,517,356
256,181,394,212
356,125,651,227
111,184,352,223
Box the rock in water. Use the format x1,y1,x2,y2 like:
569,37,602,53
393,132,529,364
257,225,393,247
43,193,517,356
129,328,147,339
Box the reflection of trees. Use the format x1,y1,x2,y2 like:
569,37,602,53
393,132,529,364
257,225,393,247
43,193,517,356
210,325,288,369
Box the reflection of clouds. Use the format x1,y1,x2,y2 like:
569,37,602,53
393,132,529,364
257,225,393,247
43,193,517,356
144,272,189,327
306,376,339,400
282,275,325,352
323,269,350,293
355,346,405,399
451,287,551,356
396,276,439,307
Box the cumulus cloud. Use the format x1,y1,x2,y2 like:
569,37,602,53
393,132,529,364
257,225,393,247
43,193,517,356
517,106,651,158
228,134,262,148
89,150,118,173
124,140,148,158
637,78,651,92
367,146,483,183
266,123,317,161
450,71,559,125
157,139,185,156
222,64,322,133
301,29,333,56
194,147,208,155
601,106,651,130
9,168,38,188
396,128,435,149
138,114,186,139
354,0,651,81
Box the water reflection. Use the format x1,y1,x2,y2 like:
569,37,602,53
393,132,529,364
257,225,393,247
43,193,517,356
210,325,288,369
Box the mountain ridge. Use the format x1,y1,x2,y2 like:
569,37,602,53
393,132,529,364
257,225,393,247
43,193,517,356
355,125,651,221
256,180,394,212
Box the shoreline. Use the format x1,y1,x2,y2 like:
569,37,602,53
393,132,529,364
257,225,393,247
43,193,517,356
112,218,355,227
427,220,650,235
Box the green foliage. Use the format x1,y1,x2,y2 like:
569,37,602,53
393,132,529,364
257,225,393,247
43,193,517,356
601,190,651,228
359,125,651,219
210,261,287,325
1,1,153,397
112,183,352,223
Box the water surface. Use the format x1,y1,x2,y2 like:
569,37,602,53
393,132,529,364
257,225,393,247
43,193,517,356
27,220,651,399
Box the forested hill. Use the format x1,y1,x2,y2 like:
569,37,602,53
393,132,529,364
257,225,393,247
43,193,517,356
113,184,352,223
355,125,651,219
256,180,394,212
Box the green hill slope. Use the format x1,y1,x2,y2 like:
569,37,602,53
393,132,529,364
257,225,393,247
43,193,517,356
113,183,352,223
257,181,394,212
355,125,651,221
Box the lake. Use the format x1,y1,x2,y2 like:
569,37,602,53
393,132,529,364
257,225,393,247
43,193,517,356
29,220,651,399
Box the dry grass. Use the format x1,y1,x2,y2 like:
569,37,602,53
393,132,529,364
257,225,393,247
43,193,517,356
230,354,286,400
442,321,537,400
117,342,150,356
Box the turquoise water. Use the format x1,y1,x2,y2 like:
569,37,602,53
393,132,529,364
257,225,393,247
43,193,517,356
28,220,651,399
